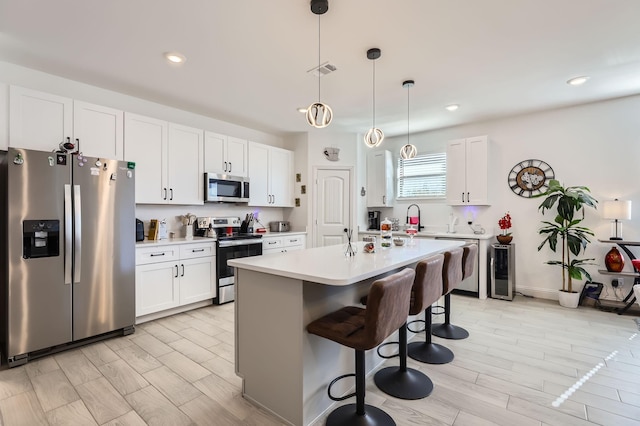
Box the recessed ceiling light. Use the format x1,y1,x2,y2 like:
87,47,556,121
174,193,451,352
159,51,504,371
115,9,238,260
567,76,589,86
445,104,459,111
297,107,307,113
164,52,186,64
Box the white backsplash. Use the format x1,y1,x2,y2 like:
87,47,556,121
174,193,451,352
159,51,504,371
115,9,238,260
136,204,288,238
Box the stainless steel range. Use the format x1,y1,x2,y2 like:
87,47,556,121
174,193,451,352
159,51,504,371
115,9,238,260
195,217,262,304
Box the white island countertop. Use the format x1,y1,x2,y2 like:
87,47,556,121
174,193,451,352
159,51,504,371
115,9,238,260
228,239,464,286
359,229,495,240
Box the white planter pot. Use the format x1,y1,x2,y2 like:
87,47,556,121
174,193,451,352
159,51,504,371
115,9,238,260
558,290,580,308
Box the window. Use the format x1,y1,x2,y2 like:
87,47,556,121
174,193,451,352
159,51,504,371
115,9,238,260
397,152,446,199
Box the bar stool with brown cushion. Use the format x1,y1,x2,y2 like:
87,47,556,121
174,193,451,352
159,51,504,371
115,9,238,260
407,253,455,364
307,268,415,426
431,246,470,340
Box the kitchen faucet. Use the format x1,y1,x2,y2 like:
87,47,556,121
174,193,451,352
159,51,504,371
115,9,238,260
406,204,424,232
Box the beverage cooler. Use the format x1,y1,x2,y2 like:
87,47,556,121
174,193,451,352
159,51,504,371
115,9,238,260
491,243,516,300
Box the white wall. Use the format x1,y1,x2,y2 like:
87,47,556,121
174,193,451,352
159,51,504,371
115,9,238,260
283,133,309,232
360,95,640,301
284,130,359,246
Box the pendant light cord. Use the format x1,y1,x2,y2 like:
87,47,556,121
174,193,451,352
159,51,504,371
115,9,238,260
407,83,410,145
372,59,376,128
317,13,321,103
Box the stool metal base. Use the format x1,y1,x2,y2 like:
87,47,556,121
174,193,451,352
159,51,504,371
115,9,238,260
431,323,469,340
408,341,454,364
326,403,395,426
374,366,433,400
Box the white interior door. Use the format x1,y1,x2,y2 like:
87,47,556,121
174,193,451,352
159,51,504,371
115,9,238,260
315,168,351,247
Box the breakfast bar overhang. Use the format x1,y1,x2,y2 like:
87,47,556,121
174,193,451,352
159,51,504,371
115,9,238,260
228,239,464,426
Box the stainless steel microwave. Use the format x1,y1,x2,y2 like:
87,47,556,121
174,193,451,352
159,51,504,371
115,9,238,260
204,173,250,203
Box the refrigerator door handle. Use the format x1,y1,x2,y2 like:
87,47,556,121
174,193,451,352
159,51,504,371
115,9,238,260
64,184,73,285
74,184,82,283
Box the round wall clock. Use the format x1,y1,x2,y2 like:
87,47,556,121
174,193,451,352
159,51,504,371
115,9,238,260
508,159,555,198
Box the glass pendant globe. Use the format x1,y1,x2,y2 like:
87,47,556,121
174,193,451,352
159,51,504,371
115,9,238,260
306,102,333,128
364,128,384,148
399,143,417,159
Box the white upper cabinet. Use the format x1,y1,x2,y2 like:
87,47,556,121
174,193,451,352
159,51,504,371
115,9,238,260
124,113,203,205
124,113,167,204
366,150,394,207
9,86,72,152
9,86,124,159
247,141,293,207
446,135,490,206
167,123,204,205
203,131,247,177
73,101,124,160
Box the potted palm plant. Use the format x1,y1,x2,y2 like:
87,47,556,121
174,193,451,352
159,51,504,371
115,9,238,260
536,179,598,308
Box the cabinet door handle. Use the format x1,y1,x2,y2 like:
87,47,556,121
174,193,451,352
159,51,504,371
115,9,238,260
170,188,174,200
150,253,166,257
229,162,232,173
175,265,179,278
224,161,228,172
383,195,386,205
181,264,185,277
461,192,464,203
164,188,168,200
467,192,470,203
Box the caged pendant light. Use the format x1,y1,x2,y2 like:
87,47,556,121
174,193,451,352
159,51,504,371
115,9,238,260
306,0,333,128
399,80,417,159
364,48,384,147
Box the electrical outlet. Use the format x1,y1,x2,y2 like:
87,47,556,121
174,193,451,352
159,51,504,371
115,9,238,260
611,278,623,288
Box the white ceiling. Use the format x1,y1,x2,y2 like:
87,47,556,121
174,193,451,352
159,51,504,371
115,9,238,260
2,0,640,138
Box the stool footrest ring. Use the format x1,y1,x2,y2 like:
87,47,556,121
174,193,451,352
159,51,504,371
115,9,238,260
406,319,426,334
328,373,356,402
432,305,445,315
376,341,399,359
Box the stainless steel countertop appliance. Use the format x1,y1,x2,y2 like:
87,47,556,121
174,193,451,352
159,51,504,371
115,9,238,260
196,216,262,304
0,148,136,367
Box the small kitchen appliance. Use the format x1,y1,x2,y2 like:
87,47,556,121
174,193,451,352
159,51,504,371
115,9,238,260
269,221,290,232
367,210,381,230
136,219,144,241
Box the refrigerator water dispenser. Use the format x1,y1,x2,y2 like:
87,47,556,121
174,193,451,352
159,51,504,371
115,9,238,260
22,220,60,259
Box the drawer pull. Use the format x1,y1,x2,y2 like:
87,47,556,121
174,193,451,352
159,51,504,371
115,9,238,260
150,253,166,257
192,248,205,252
268,241,277,245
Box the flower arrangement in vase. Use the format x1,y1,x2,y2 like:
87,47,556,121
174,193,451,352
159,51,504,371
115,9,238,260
497,212,512,244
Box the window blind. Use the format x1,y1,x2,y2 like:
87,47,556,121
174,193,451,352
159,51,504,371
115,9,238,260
397,152,447,198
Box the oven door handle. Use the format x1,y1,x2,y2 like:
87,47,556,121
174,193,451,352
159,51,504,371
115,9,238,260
218,240,263,247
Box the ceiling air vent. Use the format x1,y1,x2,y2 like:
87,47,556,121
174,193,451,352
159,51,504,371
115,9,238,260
307,62,337,77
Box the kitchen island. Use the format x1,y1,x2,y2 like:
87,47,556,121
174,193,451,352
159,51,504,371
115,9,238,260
228,239,463,426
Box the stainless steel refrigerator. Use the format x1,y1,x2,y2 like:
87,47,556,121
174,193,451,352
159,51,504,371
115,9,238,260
1,148,136,367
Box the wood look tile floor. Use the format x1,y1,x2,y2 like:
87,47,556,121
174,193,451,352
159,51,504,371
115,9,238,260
1,296,639,426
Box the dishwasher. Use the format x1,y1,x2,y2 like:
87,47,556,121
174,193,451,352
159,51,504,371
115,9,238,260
434,236,479,295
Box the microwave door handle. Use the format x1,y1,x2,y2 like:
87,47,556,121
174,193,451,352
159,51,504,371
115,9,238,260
64,184,72,285
73,184,82,283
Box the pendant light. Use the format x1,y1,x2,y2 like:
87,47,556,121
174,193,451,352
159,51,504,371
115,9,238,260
364,48,384,147
399,79,417,159
306,0,332,128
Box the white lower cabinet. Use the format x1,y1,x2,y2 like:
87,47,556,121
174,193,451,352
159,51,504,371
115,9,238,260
136,241,215,318
262,234,306,255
